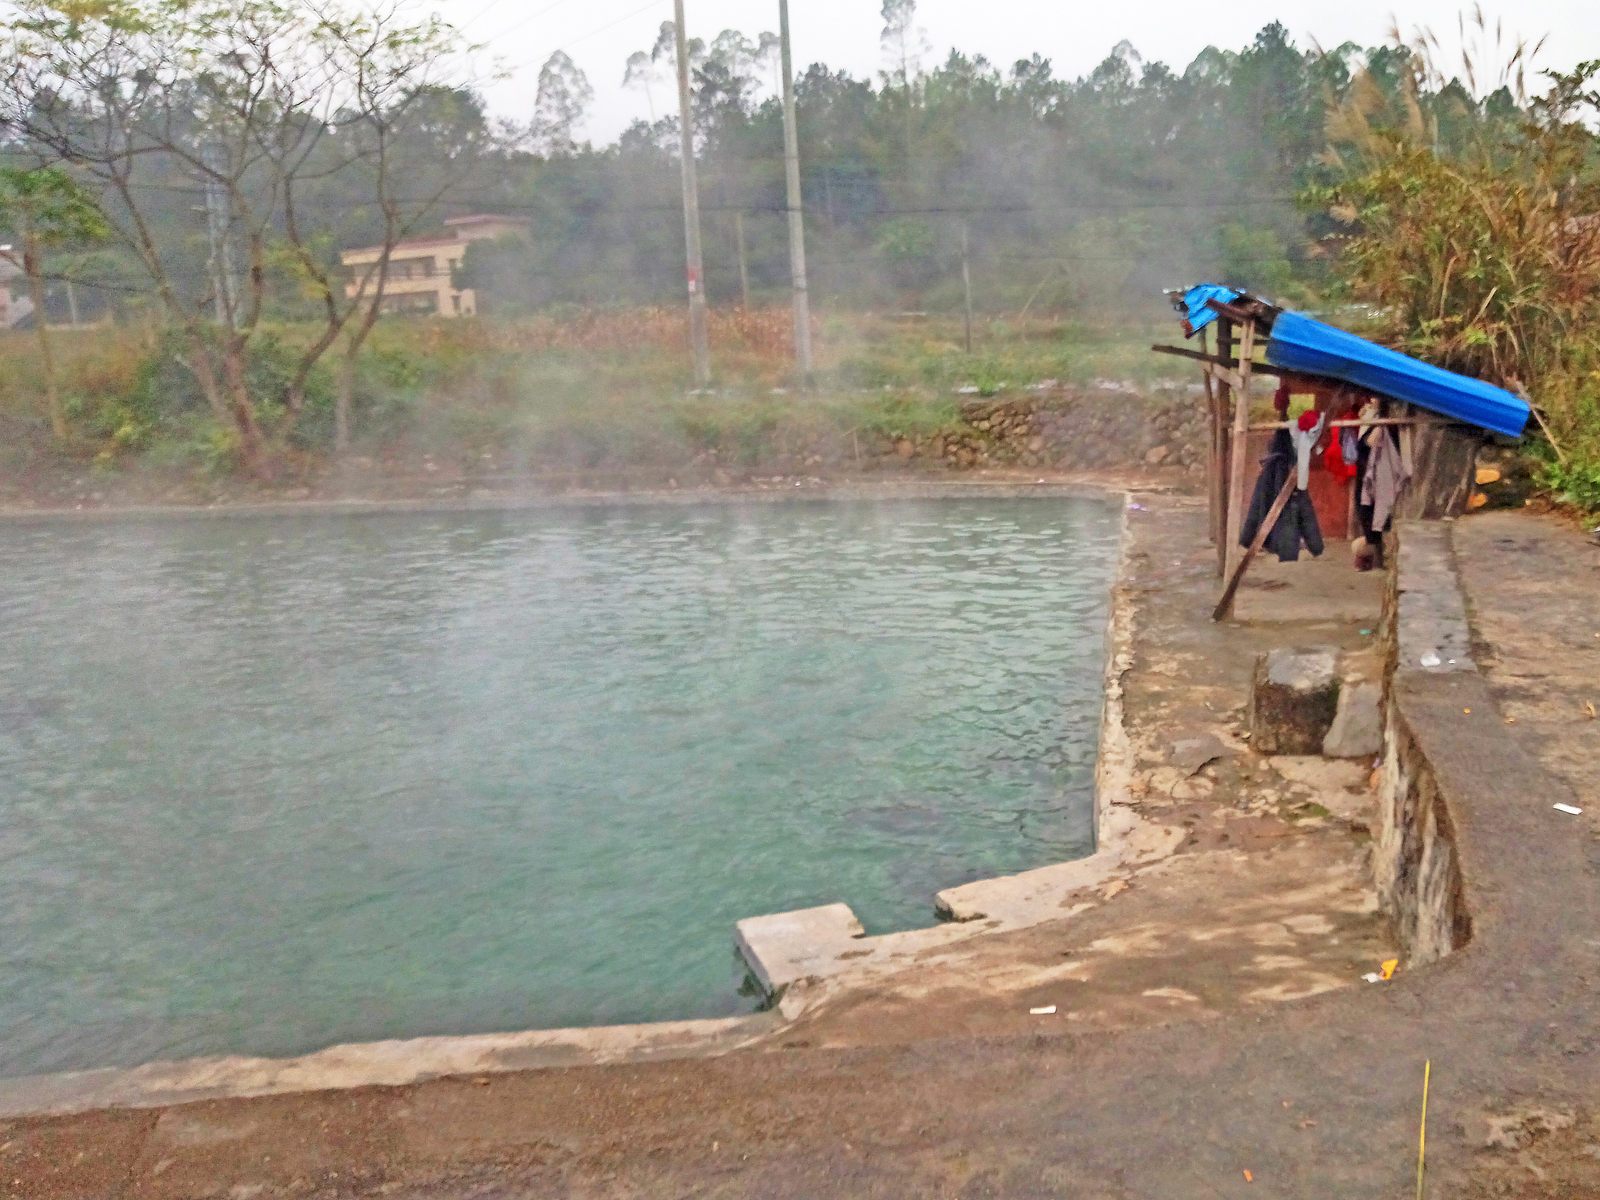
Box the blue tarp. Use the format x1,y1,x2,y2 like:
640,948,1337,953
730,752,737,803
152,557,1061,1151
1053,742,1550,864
1178,284,1243,335
1265,310,1530,439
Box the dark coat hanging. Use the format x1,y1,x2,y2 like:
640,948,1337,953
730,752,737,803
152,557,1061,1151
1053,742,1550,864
1239,430,1324,562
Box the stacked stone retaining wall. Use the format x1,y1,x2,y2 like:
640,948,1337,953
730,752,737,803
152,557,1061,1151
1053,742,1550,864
877,388,1208,474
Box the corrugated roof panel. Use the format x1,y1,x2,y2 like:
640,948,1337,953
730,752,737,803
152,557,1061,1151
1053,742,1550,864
1265,311,1530,438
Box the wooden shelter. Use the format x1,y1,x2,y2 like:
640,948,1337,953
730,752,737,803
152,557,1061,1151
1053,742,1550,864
1151,287,1531,619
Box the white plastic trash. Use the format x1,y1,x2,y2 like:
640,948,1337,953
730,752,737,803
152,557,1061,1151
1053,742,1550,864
1555,803,1584,815
1029,1005,1056,1015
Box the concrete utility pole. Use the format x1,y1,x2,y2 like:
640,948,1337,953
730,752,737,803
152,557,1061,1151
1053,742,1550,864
960,220,973,353
672,0,711,387
778,0,812,375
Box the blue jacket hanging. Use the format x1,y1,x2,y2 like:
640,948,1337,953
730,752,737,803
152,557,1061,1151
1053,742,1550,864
1240,430,1324,562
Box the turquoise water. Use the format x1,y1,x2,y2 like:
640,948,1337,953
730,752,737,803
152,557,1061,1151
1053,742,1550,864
0,497,1117,1078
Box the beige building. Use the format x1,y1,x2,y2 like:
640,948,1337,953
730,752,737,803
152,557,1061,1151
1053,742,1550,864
340,214,527,318
0,250,32,329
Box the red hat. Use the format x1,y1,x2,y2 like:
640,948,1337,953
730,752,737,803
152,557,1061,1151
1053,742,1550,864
1297,410,1320,431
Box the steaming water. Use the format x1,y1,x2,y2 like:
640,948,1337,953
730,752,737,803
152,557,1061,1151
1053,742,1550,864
0,497,1118,1079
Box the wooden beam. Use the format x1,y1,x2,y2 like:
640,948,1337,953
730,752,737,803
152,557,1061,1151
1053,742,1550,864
1201,361,1246,392
1221,319,1255,605
1213,471,1297,622
1150,343,1289,380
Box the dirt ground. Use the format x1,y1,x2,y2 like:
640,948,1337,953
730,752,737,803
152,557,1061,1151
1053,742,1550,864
0,494,1596,1199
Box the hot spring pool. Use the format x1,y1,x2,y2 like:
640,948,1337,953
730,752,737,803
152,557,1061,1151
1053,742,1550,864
0,495,1119,1078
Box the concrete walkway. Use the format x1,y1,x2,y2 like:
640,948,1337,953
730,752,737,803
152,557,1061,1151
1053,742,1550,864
2,507,1596,1198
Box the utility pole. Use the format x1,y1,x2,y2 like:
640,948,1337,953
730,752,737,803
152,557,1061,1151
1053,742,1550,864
201,143,239,329
778,0,812,375
672,0,711,387
734,211,750,308
960,221,973,353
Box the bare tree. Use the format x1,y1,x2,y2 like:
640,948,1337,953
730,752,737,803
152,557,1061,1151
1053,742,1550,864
0,0,468,474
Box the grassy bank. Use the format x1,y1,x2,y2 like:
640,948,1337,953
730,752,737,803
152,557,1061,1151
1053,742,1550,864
0,309,1189,497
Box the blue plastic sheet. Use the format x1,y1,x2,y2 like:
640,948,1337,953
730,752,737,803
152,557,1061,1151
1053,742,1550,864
1265,311,1530,439
1178,284,1243,335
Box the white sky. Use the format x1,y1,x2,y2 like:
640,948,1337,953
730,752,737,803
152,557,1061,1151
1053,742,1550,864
426,0,1600,142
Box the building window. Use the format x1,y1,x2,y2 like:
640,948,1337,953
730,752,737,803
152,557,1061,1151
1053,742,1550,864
388,257,436,281
379,291,439,316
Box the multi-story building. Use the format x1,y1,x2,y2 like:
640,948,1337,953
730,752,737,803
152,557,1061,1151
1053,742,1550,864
339,214,527,318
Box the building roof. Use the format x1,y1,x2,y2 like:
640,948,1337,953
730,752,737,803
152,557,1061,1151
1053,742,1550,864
340,215,529,261
1168,284,1532,439
1265,310,1530,439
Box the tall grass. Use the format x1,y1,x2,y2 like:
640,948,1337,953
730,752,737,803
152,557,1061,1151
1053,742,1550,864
1307,38,1600,506
0,308,1192,483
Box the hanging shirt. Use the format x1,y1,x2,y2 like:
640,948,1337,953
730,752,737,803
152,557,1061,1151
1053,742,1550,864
1291,412,1326,490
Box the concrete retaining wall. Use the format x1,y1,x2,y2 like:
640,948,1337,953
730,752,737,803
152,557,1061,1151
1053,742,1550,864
1372,521,1476,966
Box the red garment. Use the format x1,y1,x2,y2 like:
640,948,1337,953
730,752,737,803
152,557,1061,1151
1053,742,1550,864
1273,382,1291,413
1325,435,1357,480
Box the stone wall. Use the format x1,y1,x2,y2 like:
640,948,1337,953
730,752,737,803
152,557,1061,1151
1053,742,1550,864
1372,522,1475,965
881,387,1209,474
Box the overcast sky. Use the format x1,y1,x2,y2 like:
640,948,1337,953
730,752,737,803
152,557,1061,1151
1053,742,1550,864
429,0,1599,142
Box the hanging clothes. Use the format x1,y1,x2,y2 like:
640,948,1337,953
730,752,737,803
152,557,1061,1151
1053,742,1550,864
1361,425,1410,531
1325,434,1357,481
1240,429,1324,562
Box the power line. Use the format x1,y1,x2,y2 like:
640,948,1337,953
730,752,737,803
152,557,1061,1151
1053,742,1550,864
498,0,670,77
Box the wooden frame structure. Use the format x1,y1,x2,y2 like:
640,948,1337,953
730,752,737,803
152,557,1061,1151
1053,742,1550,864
1153,294,1484,620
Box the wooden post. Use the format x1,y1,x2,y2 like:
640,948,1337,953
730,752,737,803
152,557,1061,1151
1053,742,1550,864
1213,317,1234,577
1200,325,1220,547
1220,317,1255,607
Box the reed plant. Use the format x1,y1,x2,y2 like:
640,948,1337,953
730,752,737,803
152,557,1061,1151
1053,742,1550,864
1305,26,1600,506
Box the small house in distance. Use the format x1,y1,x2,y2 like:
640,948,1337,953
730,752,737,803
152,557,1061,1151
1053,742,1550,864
340,214,526,318
0,250,32,328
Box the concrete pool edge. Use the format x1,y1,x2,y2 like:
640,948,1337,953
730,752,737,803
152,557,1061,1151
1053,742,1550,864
734,490,1186,1016
0,1014,784,1120
0,480,1140,1117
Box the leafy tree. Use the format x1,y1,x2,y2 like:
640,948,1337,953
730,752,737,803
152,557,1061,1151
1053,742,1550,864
0,0,470,472
532,52,594,156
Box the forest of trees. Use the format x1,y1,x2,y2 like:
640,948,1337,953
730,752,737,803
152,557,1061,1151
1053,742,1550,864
447,16,1541,317
2,8,1553,326
3,0,1595,493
